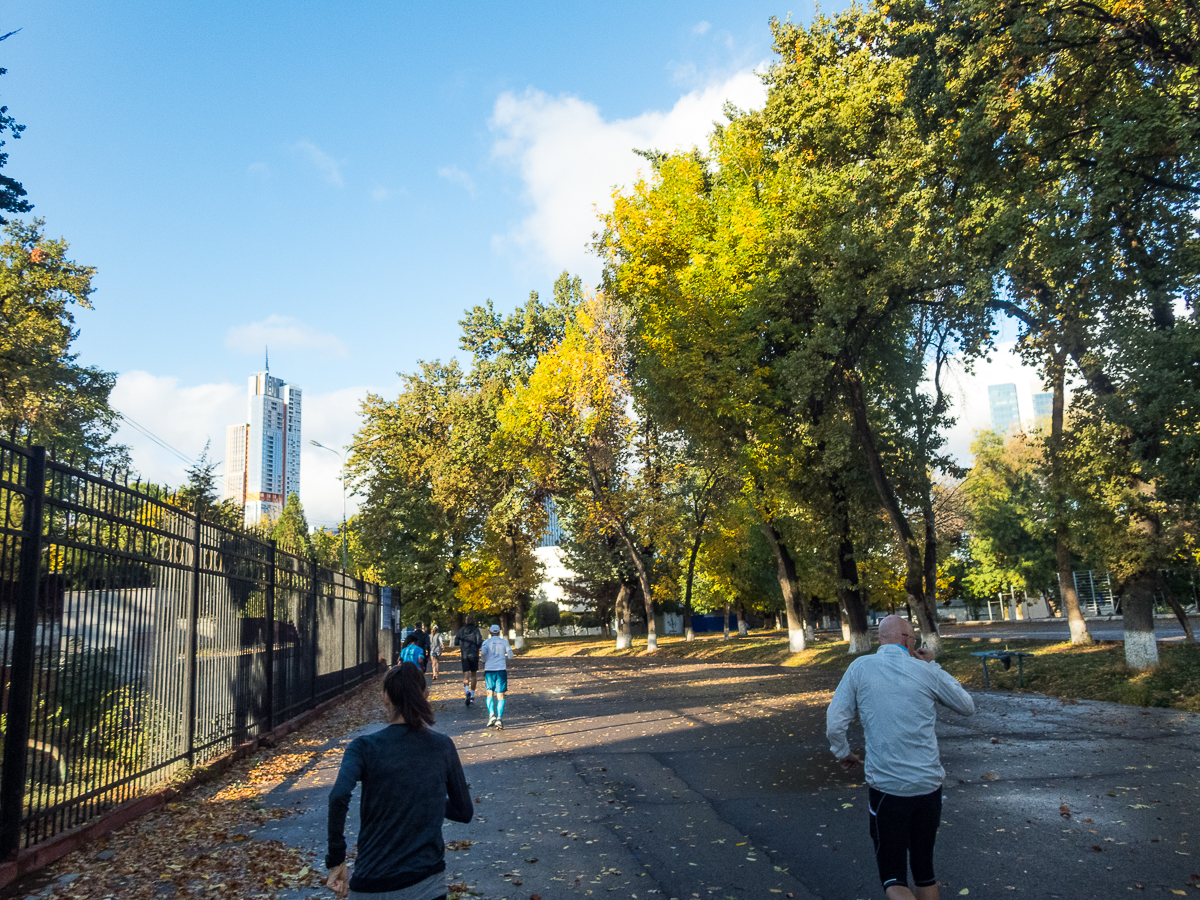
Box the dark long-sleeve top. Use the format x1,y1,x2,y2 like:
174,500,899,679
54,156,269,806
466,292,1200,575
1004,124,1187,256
326,723,473,893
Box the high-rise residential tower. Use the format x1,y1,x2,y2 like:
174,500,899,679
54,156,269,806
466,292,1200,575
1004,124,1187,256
224,365,302,525
987,383,1021,432
1032,392,1053,426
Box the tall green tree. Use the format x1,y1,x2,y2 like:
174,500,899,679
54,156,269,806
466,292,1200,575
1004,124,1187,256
272,493,312,556
889,0,1200,666
0,42,32,222
0,219,124,460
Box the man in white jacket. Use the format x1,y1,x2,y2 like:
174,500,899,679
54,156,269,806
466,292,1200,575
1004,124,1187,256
480,624,515,729
826,615,975,900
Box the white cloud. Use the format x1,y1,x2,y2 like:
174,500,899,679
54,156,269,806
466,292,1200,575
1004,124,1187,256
292,139,345,187
489,69,767,279
225,315,348,358
692,20,712,35
371,185,391,202
438,165,477,197
110,372,395,529
247,161,271,179
111,372,244,484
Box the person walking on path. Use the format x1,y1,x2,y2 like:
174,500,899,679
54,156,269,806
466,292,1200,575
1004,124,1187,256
413,623,431,673
826,614,975,900
453,617,483,707
429,625,444,681
325,662,473,899
480,623,515,729
399,633,426,671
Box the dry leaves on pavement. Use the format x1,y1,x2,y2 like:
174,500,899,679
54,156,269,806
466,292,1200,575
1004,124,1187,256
12,677,385,900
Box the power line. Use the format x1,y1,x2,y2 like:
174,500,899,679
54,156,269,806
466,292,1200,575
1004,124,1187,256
115,412,199,468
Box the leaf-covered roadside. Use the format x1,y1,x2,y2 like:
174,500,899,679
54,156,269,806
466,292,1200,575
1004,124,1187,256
7,676,386,900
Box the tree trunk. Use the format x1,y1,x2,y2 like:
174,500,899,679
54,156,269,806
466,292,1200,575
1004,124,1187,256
919,494,944,656
683,531,701,641
1160,576,1197,643
833,506,871,655
499,611,509,638
760,522,807,652
723,602,731,640
736,604,748,636
513,595,527,650
1047,355,1092,643
844,365,940,652
587,451,656,652
1122,574,1160,669
614,581,633,650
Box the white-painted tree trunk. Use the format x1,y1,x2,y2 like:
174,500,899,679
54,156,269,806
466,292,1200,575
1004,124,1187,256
1124,630,1159,670
646,633,658,652
685,627,695,641
848,631,872,655
841,621,851,642
514,633,526,650
788,627,808,653
615,631,632,650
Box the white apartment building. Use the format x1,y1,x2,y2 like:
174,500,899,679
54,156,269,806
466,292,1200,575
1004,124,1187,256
224,369,302,525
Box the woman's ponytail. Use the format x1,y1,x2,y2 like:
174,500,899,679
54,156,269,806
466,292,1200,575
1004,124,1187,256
383,662,435,732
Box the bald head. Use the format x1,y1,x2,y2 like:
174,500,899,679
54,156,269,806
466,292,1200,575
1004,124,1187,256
878,615,916,649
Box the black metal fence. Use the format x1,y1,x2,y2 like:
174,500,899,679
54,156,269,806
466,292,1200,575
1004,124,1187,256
0,441,382,858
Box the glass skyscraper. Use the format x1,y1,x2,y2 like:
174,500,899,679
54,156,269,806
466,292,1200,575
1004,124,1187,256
1032,392,1053,426
988,383,1021,432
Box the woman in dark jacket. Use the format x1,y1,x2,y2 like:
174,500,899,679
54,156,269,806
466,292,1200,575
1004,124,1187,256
326,662,473,899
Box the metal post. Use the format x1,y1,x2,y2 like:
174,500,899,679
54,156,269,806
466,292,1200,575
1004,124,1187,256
183,508,202,767
0,446,46,859
340,571,346,695
309,556,319,708
264,539,276,731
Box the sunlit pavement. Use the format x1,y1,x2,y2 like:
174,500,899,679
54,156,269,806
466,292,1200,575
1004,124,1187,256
265,656,1200,900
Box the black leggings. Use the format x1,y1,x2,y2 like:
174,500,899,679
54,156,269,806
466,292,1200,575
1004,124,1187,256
868,786,942,891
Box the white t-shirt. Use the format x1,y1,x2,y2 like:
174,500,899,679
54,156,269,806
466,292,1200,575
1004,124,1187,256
480,635,514,672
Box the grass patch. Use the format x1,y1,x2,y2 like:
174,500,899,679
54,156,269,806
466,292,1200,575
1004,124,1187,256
519,631,1200,711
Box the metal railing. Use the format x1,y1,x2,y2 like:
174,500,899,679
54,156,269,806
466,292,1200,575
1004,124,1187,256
0,441,383,857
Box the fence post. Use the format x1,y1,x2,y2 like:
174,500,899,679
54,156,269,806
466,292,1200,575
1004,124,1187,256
264,540,276,731
0,446,47,860
340,570,346,696
310,557,319,708
183,508,202,767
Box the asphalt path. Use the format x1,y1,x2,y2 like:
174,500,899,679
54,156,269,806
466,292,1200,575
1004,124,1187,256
253,655,1200,900
941,617,1200,643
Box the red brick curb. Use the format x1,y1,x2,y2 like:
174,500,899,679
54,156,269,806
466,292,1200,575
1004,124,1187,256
0,671,383,892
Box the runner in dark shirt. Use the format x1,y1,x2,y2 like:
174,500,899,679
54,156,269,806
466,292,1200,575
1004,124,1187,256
326,662,473,899
453,618,483,707
413,623,431,673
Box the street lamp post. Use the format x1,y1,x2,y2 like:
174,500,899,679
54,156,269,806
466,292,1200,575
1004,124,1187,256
309,440,348,570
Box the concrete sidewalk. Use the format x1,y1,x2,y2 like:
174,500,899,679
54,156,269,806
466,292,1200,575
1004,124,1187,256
248,656,1200,899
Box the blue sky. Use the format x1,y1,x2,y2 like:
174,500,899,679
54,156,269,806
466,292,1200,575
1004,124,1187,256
5,0,1040,525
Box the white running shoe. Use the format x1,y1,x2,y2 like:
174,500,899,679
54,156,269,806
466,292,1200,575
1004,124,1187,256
487,715,497,727
495,719,504,730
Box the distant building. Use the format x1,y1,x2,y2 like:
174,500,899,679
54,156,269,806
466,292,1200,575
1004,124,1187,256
538,495,564,548
532,496,582,613
1032,392,1053,426
988,383,1021,432
224,364,302,525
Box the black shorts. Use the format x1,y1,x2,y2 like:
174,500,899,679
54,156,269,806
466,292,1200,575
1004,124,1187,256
868,786,942,891
461,655,479,673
